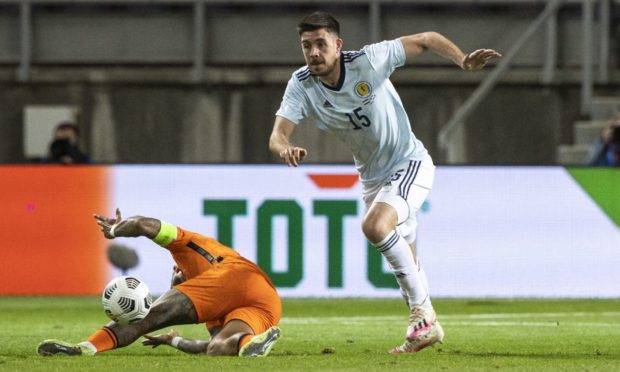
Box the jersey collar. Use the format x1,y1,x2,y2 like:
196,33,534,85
320,53,346,92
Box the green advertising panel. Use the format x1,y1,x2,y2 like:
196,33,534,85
567,168,620,228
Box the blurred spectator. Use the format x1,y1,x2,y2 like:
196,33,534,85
587,114,620,167
47,122,90,164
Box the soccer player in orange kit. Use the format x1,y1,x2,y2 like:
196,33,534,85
37,208,281,357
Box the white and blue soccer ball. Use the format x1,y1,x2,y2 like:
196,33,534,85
102,276,152,325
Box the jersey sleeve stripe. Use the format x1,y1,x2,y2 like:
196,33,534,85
295,68,311,81
343,50,366,62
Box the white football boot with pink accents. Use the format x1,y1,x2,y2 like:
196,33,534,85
406,305,437,341
389,318,444,354
389,305,444,354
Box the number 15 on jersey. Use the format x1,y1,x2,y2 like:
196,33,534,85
345,107,371,130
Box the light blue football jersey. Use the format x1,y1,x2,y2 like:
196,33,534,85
276,38,428,184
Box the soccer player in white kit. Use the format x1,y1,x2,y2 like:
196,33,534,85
269,11,501,353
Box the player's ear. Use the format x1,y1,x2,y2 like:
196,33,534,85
335,38,343,53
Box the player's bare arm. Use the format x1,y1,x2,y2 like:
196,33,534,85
142,330,210,354
108,288,197,345
400,32,501,70
93,208,161,239
269,116,308,167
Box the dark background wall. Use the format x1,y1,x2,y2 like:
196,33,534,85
0,0,618,165
0,82,603,164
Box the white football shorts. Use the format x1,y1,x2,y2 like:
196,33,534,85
362,154,435,243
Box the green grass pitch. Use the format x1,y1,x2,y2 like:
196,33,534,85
1,297,619,371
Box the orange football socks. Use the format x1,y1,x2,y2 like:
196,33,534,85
86,327,118,352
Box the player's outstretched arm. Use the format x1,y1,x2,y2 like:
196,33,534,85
400,32,501,70
93,208,161,240
269,116,307,167
142,330,209,354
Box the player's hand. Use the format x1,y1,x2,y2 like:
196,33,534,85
93,208,123,239
279,146,308,167
142,329,180,348
462,49,502,71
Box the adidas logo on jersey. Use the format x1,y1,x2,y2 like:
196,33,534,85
323,100,334,108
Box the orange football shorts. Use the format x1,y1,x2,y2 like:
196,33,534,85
175,261,281,335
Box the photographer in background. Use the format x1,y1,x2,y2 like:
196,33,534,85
587,114,620,167
47,122,90,164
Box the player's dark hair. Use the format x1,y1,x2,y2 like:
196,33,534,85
297,11,340,36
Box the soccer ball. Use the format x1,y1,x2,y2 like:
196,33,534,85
102,276,152,325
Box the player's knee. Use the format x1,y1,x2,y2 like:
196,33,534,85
206,337,237,356
362,204,399,243
362,217,393,243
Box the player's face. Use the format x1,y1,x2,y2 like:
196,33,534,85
300,28,342,77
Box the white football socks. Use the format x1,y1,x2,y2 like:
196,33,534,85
374,230,428,307
417,262,433,310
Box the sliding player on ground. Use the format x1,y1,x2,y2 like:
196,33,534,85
37,208,281,357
